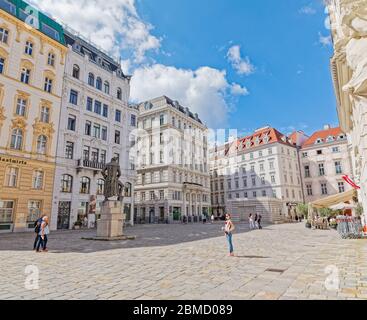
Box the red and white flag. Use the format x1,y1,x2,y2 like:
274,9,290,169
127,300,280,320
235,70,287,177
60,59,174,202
342,175,361,190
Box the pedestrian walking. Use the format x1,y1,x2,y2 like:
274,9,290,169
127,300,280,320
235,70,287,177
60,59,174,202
211,214,215,224
254,213,259,229
222,213,235,257
249,213,255,230
33,214,44,250
36,216,50,253
258,214,263,229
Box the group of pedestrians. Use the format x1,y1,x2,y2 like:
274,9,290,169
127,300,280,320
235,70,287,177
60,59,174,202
248,213,262,230
33,215,50,253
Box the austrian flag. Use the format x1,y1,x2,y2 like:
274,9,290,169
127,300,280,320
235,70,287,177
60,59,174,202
342,175,361,190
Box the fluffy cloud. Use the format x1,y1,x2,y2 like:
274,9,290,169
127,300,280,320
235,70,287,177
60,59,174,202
227,45,255,76
29,0,250,128
130,64,248,128
318,32,332,46
29,0,161,63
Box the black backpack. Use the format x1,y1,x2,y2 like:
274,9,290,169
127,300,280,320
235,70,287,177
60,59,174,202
34,220,41,234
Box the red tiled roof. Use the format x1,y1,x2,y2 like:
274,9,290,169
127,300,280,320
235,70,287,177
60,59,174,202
225,127,293,156
302,127,344,147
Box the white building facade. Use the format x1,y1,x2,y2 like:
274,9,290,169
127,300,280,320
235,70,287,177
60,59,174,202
328,0,367,223
51,29,138,230
133,96,211,223
210,127,304,223
300,126,353,204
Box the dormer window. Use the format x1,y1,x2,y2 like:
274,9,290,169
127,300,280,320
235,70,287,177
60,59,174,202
315,138,323,144
263,134,269,143
254,137,260,146
326,136,334,143
246,140,251,148
338,134,345,140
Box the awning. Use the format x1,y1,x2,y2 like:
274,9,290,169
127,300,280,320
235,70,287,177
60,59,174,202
311,189,357,209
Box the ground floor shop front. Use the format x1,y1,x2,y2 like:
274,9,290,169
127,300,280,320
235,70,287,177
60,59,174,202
0,154,55,232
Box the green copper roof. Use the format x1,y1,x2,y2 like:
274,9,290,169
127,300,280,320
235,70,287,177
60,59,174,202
0,0,65,45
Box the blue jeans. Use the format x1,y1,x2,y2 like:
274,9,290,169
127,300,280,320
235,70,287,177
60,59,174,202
226,233,234,253
36,235,48,251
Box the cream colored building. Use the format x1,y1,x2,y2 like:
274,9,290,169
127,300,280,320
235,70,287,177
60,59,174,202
300,125,353,203
328,0,367,222
0,1,67,232
210,127,304,223
134,96,211,223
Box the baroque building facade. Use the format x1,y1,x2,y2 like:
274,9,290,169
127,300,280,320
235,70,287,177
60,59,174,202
328,0,367,224
209,127,304,223
299,125,353,203
133,96,211,223
0,0,67,232
50,28,138,231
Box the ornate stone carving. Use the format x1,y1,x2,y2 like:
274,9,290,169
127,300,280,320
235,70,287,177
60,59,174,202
32,120,55,138
11,117,27,129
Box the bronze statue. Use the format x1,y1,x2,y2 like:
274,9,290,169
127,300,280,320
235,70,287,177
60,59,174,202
101,157,124,201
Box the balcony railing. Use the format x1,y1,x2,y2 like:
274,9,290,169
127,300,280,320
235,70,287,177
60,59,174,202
77,159,105,171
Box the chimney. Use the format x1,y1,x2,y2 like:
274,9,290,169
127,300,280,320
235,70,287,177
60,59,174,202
324,124,331,130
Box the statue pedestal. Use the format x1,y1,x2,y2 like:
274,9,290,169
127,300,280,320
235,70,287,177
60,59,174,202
97,201,124,239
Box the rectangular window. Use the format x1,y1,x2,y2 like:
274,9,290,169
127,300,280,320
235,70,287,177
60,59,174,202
115,130,121,144
93,124,101,139
32,171,44,190
115,110,121,122
321,183,328,195
44,77,53,93
5,167,18,187
91,148,99,162
262,190,266,197
85,121,91,136
0,28,8,44
305,165,310,178
131,114,136,127
338,182,345,193
86,97,93,111
101,126,108,141
100,150,107,164
40,106,50,123
332,147,340,153
69,89,78,105
94,100,102,115
102,104,108,118
0,57,5,74
16,98,27,117
67,115,76,131
20,68,30,84
335,161,342,174
319,163,325,176
0,200,14,223
160,114,165,126
306,184,313,196
65,141,74,159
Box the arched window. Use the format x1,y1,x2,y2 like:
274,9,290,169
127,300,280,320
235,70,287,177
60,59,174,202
88,73,94,86
10,129,23,150
96,77,102,90
117,88,122,100
104,81,110,94
97,179,105,195
80,177,91,194
72,64,80,79
61,174,73,193
36,135,47,154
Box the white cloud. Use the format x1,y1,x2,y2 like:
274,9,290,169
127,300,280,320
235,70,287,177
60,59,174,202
227,45,255,76
130,64,248,128
318,32,332,46
29,0,161,64
299,5,316,15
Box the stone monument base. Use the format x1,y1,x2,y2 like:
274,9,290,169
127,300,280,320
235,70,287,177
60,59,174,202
97,200,124,238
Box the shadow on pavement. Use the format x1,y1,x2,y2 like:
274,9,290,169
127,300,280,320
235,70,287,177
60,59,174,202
0,223,271,254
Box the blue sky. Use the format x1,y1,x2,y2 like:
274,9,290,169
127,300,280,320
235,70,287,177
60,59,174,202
134,0,336,135
32,0,336,136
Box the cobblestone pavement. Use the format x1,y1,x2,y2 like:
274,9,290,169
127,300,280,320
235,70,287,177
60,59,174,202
0,222,367,300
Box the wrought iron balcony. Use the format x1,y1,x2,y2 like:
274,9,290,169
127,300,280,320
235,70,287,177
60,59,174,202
77,159,105,171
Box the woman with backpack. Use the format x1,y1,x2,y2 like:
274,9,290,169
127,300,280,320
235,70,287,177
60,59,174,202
36,216,50,253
